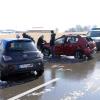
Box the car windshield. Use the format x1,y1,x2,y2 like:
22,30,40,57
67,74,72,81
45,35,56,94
6,41,37,52
88,31,100,37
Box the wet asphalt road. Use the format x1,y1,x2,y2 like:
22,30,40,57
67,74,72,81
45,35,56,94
1,52,100,100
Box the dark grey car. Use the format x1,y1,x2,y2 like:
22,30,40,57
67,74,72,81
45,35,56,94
0,38,44,80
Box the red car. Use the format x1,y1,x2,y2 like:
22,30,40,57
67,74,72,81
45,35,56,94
42,35,96,59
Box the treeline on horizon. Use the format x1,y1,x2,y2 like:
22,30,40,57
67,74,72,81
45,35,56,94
65,25,97,32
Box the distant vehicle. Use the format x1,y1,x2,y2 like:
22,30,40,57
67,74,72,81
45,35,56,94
0,29,16,34
87,28,100,50
0,38,44,79
42,35,96,59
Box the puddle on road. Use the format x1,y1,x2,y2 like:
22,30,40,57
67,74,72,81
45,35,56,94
62,67,100,100
51,64,72,72
61,90,85,100
46,55,85,64
84,62,100,93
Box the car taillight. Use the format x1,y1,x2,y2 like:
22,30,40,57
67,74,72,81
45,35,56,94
3,55,12,61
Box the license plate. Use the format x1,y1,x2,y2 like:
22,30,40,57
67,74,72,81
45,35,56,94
19,64,33,68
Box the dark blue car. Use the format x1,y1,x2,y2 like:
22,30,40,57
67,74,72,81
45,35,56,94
0,38,44,79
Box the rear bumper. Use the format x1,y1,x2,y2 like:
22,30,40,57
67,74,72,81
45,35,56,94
1,58,44,75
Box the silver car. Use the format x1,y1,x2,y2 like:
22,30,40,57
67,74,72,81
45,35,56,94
87,28,100,50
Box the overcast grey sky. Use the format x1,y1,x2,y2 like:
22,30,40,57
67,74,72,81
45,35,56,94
0,0,100,31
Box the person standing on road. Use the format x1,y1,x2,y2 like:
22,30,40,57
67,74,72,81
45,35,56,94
22,32,35,43
37,35,46,52
50,30,56,58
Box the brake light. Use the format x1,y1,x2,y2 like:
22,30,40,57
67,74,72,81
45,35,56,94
3,55,12,61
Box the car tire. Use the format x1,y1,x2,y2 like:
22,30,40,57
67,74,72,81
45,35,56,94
87,55,93,60
74,50,83,59
42,48,50,57
37,69,44,77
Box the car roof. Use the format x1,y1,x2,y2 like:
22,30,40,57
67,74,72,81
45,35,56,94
0,38,33,49
60,35,80,38
0,38,31,42
91,28,100,30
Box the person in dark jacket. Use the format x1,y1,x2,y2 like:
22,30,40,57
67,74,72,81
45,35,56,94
37,35,46,51
50,30,56,57
22,33,35,43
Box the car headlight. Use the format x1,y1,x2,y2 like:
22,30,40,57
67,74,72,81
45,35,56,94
3,55,12,61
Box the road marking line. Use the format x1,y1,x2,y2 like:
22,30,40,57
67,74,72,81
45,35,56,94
8,78,60,100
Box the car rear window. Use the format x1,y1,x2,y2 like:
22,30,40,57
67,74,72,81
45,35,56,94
6,40,37,52
84,37,93,42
